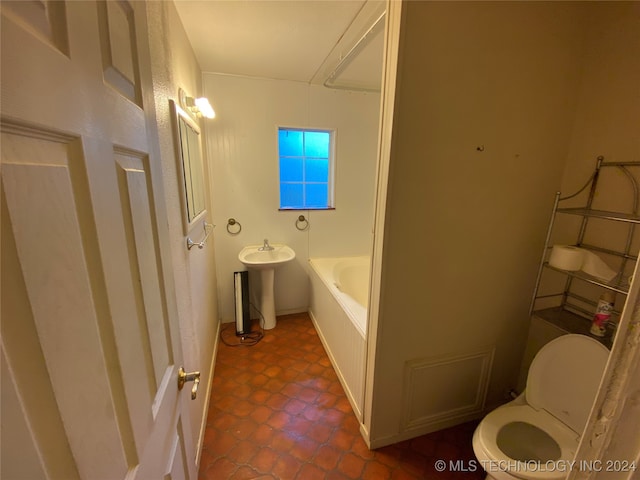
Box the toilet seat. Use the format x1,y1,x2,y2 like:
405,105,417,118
526,334,609,434
474,403,579,480
473,334,610,480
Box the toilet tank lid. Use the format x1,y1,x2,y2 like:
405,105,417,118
526,334,609,434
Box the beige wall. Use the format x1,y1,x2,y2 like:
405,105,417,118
563,5,640,476
562,3,640,191
368,1,588,445
146,1,219,457
558,1,640,262
517,1,640,389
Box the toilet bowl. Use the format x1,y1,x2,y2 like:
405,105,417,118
473,334,609,480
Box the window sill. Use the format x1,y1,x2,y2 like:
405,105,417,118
278,207,335,211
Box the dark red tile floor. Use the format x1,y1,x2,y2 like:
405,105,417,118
199,313,485,480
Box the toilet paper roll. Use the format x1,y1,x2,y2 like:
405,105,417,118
581,251,617,282
548,245,585,271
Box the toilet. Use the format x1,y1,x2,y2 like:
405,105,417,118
473,334,609,480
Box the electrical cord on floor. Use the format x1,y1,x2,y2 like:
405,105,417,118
219,302,265,347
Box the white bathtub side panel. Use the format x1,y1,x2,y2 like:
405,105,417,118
309,271,365,420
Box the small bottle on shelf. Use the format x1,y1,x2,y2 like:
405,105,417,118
590,291,615,337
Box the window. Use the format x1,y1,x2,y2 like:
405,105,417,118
278,127,334,209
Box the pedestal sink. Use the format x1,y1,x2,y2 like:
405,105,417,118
238,244,295,329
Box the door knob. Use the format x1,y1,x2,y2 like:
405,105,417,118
178,367,201,400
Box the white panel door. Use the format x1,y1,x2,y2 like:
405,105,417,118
1,2,196,479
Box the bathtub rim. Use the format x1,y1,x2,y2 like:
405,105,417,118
308,256,369,337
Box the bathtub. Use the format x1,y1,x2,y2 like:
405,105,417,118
308,256,370,420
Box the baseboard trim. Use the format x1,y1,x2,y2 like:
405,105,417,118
367,411,483,450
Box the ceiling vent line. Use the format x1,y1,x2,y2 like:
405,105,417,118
323,11,386,93
307,0,369,82
309,0,386,93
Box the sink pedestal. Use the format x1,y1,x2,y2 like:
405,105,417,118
237,244,295,331
259,268,277,330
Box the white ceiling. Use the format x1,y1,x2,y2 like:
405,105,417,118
174,0,385,91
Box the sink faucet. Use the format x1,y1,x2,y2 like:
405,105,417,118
258,238,274,251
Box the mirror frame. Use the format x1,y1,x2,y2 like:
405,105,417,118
170,99,208,234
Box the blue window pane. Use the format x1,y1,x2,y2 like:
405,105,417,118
279,129,303,157
280,183,303,208
279,157,303,182
306,159,328,183
304,131,330,158
278,127,332,209
306,183,328,208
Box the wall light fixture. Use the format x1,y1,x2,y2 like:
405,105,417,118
178,88,215,119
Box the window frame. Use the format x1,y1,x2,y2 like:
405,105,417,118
277,125,336,211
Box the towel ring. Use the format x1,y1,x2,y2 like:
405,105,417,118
226,218,241,235
295,215,309,231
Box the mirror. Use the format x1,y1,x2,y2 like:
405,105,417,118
171,99,207,232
